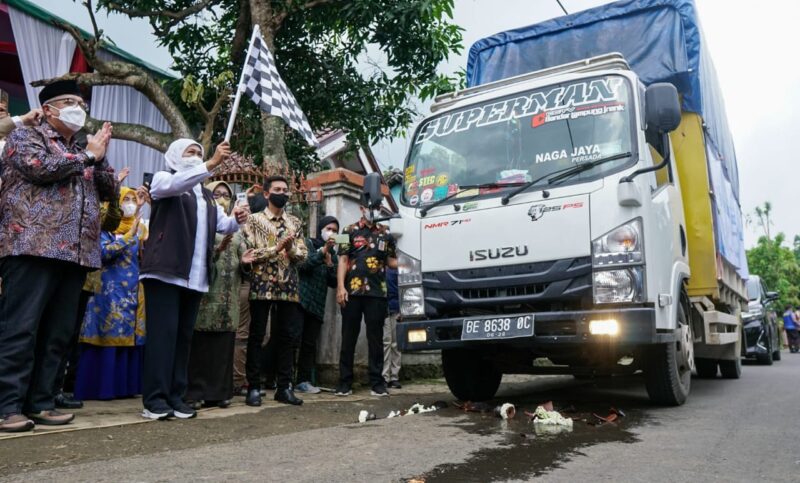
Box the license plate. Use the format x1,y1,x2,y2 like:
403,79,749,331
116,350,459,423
461,314,534,341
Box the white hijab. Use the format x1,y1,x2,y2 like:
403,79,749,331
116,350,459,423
165,138,204,172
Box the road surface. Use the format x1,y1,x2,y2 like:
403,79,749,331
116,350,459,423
1,352,798,482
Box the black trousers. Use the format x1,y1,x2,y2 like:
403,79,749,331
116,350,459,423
0,256,86,415
247,300,302,390
339,296,387,388
53,290,92,395
295,309,323,384
141,279,203,411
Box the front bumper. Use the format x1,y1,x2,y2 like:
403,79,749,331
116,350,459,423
742,318,769,357
397,307,675,352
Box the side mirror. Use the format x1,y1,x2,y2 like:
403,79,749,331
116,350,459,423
765,291,779,302
362,172,384,210
645,83,682,133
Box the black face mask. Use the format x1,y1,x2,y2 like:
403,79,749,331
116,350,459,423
268,193,289,209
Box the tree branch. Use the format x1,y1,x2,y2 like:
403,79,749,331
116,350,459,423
198,87,232,153
105,0,220,20
85,117,173,152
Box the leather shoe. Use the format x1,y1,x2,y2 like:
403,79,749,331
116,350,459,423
55,392,84,409
274,388,303,406
26,409,74,426
245,389,262,407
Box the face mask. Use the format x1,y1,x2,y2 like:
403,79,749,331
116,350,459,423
122,202,137,218
268,193,289,209
216,198,231,211
177,155,204,171
49,104,86,133
321,229,336,242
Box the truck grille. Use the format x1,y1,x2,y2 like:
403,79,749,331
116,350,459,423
460,283,547,300
422,256,591,316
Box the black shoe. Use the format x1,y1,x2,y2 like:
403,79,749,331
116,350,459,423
334,384,352,396
187,400,203,411
274,388,303,406
54,392,84,410
370,385,390,397
172,402,197,419
245,389,262,407
387,380,402,389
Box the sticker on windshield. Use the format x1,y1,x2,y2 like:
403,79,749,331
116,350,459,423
409,195,419,206
434,186,448,201
456,188,479,198
532,102,625,129
447,184,459,196
535,144,604,164
419,175,437,187
421,188,434,203
415,77,626,145
436,174,449,186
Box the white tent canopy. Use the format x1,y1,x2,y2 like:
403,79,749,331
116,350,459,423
7,4,171,189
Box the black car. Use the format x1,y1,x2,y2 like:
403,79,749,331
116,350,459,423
742,276,781,364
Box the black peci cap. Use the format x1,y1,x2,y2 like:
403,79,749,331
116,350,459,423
38,79,82,106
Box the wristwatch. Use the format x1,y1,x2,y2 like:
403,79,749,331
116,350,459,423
84,150,97,165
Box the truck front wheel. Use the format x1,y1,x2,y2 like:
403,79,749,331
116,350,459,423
644,300,693,406
442,348,502,402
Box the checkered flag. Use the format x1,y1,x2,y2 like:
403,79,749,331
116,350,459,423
240,30,318,147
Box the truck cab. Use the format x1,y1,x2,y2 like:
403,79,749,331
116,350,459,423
392,53,743,406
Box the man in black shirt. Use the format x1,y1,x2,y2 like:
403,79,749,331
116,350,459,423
335,206,397,397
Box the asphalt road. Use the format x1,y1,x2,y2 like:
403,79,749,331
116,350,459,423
2,352,799,482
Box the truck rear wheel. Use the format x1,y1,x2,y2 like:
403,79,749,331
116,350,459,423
441,348,502,402
644,301,693,406
719,356,742,378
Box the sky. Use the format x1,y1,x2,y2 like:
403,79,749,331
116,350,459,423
28,0,800,248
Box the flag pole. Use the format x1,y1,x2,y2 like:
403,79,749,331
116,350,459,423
224,24,261,143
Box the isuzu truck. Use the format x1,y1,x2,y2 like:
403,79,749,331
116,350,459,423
391,0,749,405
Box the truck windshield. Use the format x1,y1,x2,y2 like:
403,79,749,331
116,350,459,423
402,75,635,206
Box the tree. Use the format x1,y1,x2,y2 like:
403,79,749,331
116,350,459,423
40,0,464,173
746,233,800,308
752,201,773,241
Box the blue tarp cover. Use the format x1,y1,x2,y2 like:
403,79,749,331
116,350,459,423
466,0,747,277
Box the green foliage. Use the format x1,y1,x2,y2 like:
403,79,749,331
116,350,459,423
746,233,800,308
97,0,464,173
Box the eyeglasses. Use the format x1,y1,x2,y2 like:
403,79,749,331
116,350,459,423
48,98,89,111
213,192,231,200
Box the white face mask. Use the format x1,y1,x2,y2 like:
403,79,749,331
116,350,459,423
49,104,86,133
177,155,204,171
122,202,137,218
321,229,336,242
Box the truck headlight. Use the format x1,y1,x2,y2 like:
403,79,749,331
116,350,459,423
398,250,424,316
401,287,425,317
593,267,645,304
592,219,643,266
397,251,422,285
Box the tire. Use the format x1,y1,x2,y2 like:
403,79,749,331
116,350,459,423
695,358,718,378
719,356,742,379
644,300,692,406
756,336,772,366
442,348,502,402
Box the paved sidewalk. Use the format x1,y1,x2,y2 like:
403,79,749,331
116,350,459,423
0,381,448,441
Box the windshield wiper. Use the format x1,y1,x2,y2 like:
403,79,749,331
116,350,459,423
501,152,632,205
419,182,526,217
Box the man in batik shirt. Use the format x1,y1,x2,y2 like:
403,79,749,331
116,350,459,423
335,205,397,397
241,175,307,407
0,80,117,432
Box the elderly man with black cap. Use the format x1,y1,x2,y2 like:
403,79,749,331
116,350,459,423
0,80,117,432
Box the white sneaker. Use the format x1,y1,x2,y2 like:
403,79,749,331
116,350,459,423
142,408,173,420
295,382,322,394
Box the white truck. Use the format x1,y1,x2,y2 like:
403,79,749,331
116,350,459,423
389,0,748,406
